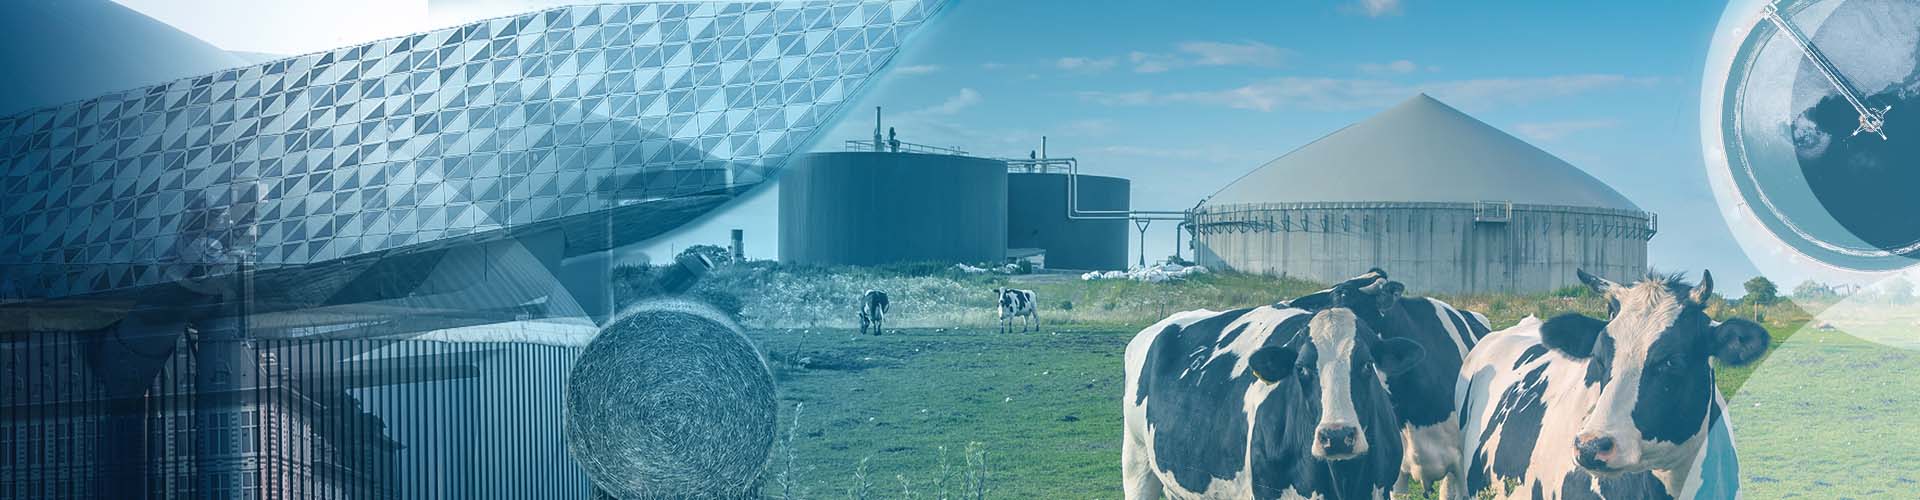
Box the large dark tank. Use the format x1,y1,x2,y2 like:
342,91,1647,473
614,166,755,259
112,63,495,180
1007,173,1130,270
779,152,1007,266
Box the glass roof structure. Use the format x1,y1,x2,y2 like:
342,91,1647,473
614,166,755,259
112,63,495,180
0,0,944,299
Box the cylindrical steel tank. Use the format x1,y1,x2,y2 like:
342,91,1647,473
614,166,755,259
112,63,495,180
1007,173,1130,270
780,152,1007,266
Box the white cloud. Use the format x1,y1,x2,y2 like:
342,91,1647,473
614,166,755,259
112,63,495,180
1081,74,1657,112
1512,119,1622,142
1119,40,1287,73
914,88,983,116
1359,59,1420,75
1076,90,1158,106
1056,57,1118,72
892,64,942,76
1177,41,1287,67
1358,0,1401,17
1129,51,1181,74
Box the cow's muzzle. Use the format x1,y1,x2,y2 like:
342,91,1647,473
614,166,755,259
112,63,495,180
1314,424,1365,460
1574,433,1618,473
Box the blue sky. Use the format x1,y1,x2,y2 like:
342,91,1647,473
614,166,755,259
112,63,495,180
116,0,1771,290
654,0,1768,288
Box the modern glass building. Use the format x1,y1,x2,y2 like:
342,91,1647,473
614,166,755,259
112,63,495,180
0,0,938,299
0,1,945,497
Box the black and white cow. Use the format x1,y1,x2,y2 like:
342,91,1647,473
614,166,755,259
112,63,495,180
1284,269,1493,497
858,289,889,336
1453,270,1767,499
1122,287,1426,499
993,287,1039,333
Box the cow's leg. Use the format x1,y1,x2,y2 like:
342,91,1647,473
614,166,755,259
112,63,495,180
1121,431,1164,500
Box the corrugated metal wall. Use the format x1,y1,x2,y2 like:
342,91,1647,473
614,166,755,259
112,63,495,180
779,152,1008,266
1,334,593,499
1006,173,1130,271
1192,202,1652,294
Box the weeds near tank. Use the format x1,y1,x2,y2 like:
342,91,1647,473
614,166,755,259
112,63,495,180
895,474,916,499
774,403,808,500
847,456,874,500
932,445,956,499
962,442,992,499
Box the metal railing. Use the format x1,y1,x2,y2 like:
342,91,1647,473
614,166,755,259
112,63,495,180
1474,200,1513,223
843,139,970,156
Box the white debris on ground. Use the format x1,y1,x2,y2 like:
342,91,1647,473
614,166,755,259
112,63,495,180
1080,263,1211,282
953,262,1022,274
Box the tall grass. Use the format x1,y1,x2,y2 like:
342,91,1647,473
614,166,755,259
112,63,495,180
700,262,1809,335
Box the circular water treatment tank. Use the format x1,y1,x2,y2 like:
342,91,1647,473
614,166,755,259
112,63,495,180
779,152,1007,266
1007,173,1130,270
1713,0,1920,271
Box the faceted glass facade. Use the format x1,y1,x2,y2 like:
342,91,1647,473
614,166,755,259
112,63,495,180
0,0,941,298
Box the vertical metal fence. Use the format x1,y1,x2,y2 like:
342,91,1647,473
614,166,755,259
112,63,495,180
3,333,593,499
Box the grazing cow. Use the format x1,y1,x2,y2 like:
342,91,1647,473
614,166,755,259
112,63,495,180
1289,270,1491,495
1453,270,1767,499
993,287,1039,333
858,289,889,336
1122,287,1426,499
1284,269,1492,497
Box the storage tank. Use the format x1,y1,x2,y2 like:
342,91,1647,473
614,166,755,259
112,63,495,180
1007,173,1130,270
1192,94,1655,294
780,152,1007,266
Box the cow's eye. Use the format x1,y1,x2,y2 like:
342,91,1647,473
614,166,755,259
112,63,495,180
1654,359,1678,373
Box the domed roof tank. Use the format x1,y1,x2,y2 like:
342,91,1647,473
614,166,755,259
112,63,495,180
1204,94,1639,211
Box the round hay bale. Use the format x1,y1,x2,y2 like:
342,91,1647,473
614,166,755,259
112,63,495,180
566,299,777,499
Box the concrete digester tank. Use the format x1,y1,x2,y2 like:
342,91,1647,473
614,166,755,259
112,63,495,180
779,152,1007,266
1007,173,1130,270
1192,94,1654,294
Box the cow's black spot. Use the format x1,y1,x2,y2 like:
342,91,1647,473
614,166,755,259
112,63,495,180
1541,313,1606,358
1443,306,1481,351
1513,345,1549,370
1217,323,1252,349
1136,307,1266,491
1585,334,1614,388
1377,298,1468,427
1468,363,1551,493
1631,310,1713,445
1560,468,1674,500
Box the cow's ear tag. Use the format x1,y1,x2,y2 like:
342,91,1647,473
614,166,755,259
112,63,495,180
1248,346,1297,383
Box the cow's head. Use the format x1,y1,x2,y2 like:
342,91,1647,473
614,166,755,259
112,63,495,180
1542,270,1770,476
1246,289,1426,461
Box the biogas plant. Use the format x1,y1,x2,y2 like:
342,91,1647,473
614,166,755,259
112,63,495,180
779,111,1139,271
781,95,1656,293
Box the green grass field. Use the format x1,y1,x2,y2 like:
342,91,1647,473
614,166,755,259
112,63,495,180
690,265,1855,498
1729,325,1920,499
752,326,1133,499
